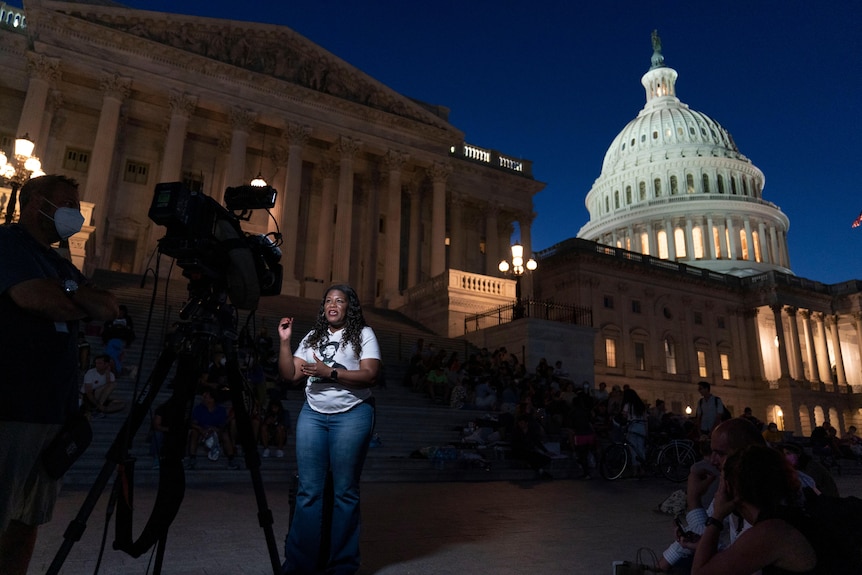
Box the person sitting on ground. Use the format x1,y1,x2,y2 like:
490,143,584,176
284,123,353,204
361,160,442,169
185,388,239,470
740,406,763,432
840,425,862,459
425,360,449,404
79,354,123,415
260,398,288,458
473,376,497,411
779,442,839,498
691,443,830,575
449,374,468,410
658,418,766,573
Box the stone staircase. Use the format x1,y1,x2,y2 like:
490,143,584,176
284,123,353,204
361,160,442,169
63,271,580,487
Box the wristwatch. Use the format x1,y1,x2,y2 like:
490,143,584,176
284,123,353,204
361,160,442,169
62,279,79,297
330,369,338,381
705,517,724,531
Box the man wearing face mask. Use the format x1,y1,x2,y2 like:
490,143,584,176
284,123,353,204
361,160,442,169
0,174,118,575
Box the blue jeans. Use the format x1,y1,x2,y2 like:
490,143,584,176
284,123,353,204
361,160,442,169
282,400,374,575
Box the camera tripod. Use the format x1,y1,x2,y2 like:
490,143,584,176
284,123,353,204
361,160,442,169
48,283,281,574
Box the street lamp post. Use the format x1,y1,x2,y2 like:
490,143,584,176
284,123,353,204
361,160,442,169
1,134,44,225
498,242,537,319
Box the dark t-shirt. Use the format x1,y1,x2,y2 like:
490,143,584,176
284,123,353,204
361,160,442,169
0,225,86,423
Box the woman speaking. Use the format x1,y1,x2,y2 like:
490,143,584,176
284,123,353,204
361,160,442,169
277,284,380,575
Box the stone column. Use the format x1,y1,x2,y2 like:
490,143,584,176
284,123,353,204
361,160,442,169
314,160,339,284
717,222,728,259
646,221,656,257
330,137,360,283
799,310,821,384
664,218,676,259
278,124,310,296
745,308,766,384
226,107,255,187
427,162,451,277
484,203,500,275
813,312,833,385
684,218,694,261
160,92,197,182
785,307,805,381
406,184,422,288
17,53,61,155
743,217,754,261
383,150,406,300
769,226,779,267
84,73,131,263
705,216,715,260
771,304,791,382
826,315,847,386
360,173,382,301
448,194,465,271
726,217,737,260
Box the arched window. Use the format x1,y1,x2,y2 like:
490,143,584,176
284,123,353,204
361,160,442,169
692,226,704,259
702,174,710,194
717,174,725,194
742,177,750,196
686,174,695,194
654,178,662,197
752,230,762,262
675,228,687,258
731,177,738,195
614,190,620,209
626,186,632,204
605,196,609,212
639,181,646,201
670,175,679,195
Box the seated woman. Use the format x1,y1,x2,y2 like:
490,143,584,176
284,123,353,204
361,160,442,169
691,444,826,575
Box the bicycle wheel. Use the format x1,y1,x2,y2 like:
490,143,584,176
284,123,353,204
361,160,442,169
600,443,629,480
657,441,697,482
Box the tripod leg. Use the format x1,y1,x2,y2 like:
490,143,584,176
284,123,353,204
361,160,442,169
225,353,282,574
46,346,178,575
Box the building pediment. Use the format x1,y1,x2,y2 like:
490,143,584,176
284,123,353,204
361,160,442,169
33,0,456,134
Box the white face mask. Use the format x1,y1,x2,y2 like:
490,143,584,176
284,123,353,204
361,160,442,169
41,198,85,239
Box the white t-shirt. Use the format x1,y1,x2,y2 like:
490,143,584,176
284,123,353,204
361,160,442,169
80,367,115,393
296,325,380,414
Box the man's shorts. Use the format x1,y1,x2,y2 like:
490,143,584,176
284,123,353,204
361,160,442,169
0,421,63,530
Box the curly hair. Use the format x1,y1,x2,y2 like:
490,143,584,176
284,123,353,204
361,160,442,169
303,284,367,358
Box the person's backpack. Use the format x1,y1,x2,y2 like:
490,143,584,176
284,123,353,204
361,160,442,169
803,489,862,574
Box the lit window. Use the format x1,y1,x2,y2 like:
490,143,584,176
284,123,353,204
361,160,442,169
720,353,731,380
753,231,762,262
692,226,704,259
675,228,686,258
640,232,650,256
697,350,708,377
665,338,677,374
605,338,617,368
739,230,749,260
657,230,669,259
713,227,722,259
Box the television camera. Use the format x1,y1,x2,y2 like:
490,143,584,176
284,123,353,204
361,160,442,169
148,181,283,310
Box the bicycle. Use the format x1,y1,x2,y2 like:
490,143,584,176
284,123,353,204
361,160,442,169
599,427,698,482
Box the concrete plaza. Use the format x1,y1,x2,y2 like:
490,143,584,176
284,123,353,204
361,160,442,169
27,474,862,574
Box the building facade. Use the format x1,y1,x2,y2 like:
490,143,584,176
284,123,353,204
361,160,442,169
0,0,542,329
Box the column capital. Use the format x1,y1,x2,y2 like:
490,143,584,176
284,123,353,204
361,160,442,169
26,52,61,82
769,303,784,314
517,210,537,226
798,309,811,320
427,161,452,184
286,123,311,147
824,314,839,327
169,91,198,118
784,305,798,316
336,135,361,159
318,158,339,180
811,311,826,323
229,107,256,132
271,143,289,165
385,149,408,171
99,72,132,101
852,311,862,322
218,132,231,154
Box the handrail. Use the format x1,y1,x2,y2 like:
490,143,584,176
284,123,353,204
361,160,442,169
464,299,593,334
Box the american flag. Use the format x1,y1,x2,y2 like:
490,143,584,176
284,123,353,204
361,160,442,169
853,210,862,229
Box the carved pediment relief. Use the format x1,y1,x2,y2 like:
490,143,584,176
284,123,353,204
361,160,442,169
47,3,453,131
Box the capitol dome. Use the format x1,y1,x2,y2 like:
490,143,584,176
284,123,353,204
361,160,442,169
577,32,792,277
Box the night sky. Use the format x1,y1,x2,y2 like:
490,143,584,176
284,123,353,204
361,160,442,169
30,1,862,283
